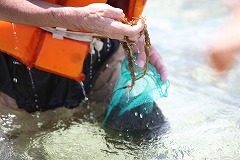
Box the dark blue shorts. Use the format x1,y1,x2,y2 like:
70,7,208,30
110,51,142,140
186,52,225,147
0,39,119,112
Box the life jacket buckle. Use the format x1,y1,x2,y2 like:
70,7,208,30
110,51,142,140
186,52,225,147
52,27,67,40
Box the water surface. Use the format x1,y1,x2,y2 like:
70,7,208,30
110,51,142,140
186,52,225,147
1,0,240,159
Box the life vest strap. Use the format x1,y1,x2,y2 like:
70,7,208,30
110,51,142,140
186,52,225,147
40,27,101,42
40,27,104,55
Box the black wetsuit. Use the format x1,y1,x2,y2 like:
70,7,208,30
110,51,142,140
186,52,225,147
0,39,119,112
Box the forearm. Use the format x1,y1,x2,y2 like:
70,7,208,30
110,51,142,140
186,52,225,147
0,0,72,28
0,1,143,42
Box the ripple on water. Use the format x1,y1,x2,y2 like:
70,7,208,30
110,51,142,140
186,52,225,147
1,0,240,159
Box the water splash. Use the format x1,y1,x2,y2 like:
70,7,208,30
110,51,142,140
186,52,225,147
135,112,138,116
28,68,35,89
28,69,40,109
97,51,101,62
90,54,93,79
80,82,88,101
11,23,19,50
127,90,130,103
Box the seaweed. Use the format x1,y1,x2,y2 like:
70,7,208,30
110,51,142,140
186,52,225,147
120,17,151,89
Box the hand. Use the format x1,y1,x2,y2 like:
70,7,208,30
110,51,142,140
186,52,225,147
133,37,167,82
208,44,237,73
0,1,144,41
206,1,240,73
62,3,145,41
207,11,240,72
224,0,240,10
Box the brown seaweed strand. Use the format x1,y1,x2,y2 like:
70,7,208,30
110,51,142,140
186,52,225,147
136,24,151,80
120,18,137,89
120,17,151,89
121,41,136,88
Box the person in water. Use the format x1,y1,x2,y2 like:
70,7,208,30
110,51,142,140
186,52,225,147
208,0,240,73
0,0,167,117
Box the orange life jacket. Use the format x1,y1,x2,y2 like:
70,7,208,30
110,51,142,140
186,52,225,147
0,0,146,82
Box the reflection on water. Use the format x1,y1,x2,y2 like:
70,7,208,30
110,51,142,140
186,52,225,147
1,0,240,159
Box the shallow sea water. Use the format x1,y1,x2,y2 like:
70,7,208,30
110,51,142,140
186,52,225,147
1,0,240,159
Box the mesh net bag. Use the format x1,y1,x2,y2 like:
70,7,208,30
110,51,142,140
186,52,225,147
102,55,170,131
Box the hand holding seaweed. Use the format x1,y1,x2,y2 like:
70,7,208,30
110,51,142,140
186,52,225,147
120,17,151,89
